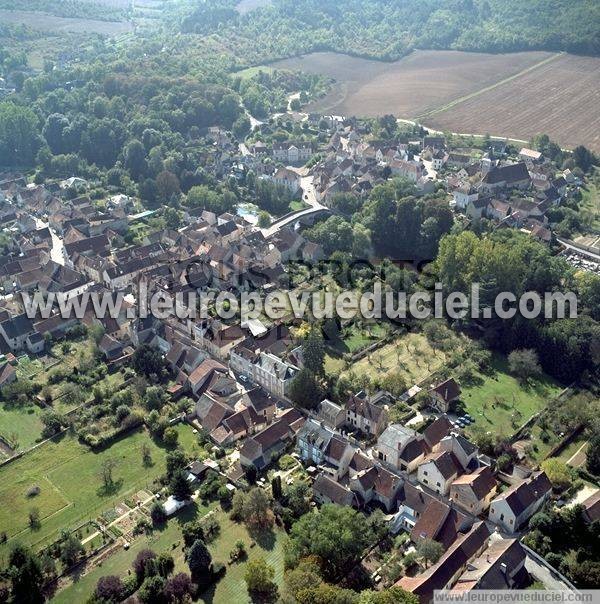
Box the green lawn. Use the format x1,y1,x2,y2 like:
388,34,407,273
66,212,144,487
462,355,563,440
0,424,200,564
51,507,287,604
289,200,309,212
51,502,213,604
0,401,45,450
580,181,600,232
234,65,278,80
333,332,448,385
206,514,286,604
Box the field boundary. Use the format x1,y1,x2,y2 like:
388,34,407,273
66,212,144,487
416,52,563,120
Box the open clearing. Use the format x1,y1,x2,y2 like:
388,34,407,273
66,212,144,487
0,424,199,564
53,505,286,604
427,53,600,153
236,0,271,14
0,9,132,35
270,50,600,152
461,354,563,441
328,332,449,385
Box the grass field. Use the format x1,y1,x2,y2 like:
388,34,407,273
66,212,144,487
52,506,286,604
324,322,389,371
235,65,278,80
0,424,199,564
0,401,45,451
461,355,563,440
580,182,600,233
330,332,447,385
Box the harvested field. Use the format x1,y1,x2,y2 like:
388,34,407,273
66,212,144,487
427,53,600,153
271,50,554,118
270,50,600,152
0,9,133,35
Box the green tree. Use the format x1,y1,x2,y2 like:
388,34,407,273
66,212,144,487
170,469,193,501
8,544,44,604
358,587,420,604
150,502,167,526
138,575,166,604
245,557,277,599
242,487,273,529
186,539,212,583
258,211,271,228
541,459,572,491
123,139,147,180
587,431,600,476
302,327,325,375
508,349,542,383
162,427,179,448
0,103,41,166
288,368,324,410
288,504,373,579
416,538,444,567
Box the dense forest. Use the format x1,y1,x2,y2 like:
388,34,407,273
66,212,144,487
182,0,600,65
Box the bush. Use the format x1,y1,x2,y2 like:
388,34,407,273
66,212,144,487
278,455,297,470
26,485,41,498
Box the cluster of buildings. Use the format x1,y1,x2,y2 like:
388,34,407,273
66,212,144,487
0,111,583,601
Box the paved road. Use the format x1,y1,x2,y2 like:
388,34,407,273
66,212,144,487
557,237,600,261
35,218,65,265
260,174,329,238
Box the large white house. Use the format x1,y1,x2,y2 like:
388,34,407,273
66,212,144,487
488,471,552,533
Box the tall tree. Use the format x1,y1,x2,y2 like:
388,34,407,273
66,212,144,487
0,103,41,166
170,469,193,501
8,544,44,604
302,327,325,375
186,539,212,583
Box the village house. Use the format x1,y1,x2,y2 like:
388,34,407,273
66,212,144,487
239,408,304,469
296,419,355,470
268,168,301,193
397,522,491,603
451,536,527,593
375,424,428,473
348,463,403,512
428,378,461,413
488,471,552,533
316,398,346,430
272,141,313,164
519,148,543,166
452,184,479,210
450,466,497,515
345,391,388,437
417,450,462,495
480,162,531,194
312,473,360,507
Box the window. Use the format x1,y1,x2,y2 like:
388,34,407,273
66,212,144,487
436,482,441,487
